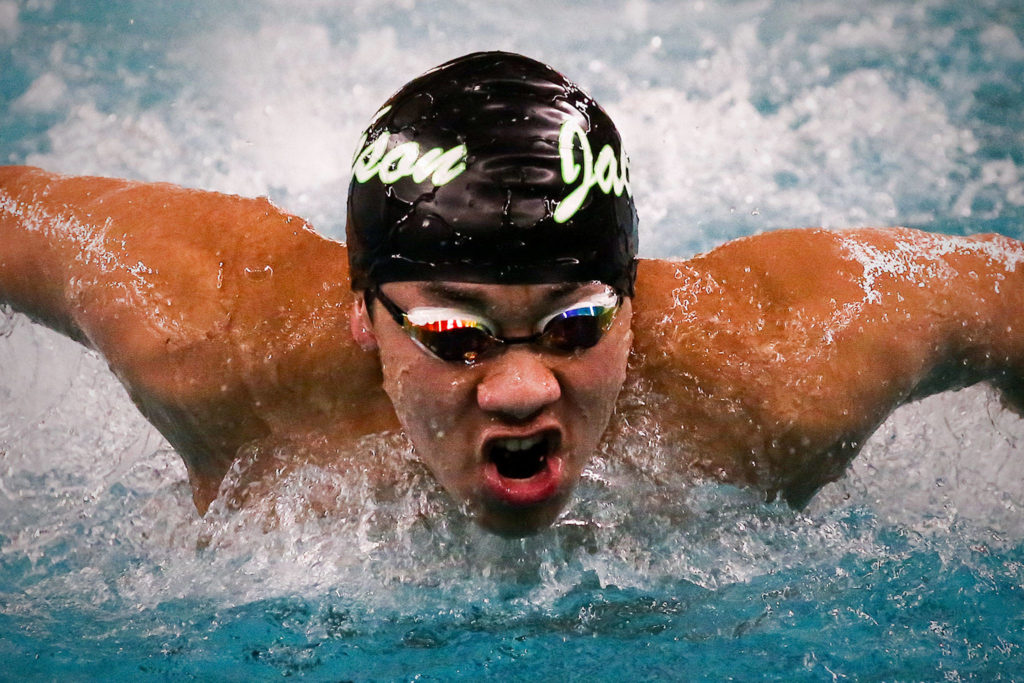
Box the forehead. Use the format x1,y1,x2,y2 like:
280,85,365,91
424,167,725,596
384,280,612,308
393,280,606,299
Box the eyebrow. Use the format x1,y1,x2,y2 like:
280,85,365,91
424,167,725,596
421,282,486,306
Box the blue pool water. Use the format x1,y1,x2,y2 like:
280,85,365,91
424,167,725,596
2,0,1024,679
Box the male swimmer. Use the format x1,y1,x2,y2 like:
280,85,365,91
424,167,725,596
1,52,1022,536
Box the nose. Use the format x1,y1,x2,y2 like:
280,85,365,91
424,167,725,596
476,350,561,421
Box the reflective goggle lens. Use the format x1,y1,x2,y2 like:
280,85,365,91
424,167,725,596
403,313,500,363
536,303,618,352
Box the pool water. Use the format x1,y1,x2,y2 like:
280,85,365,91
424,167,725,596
2,0,1024,679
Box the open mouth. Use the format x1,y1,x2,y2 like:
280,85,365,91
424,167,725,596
485,431,560,479
481,430,564,507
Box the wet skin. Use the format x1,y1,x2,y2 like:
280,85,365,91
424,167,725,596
349,281,632,536
2,167,1023,532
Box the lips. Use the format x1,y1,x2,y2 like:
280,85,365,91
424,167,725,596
481,430,564,507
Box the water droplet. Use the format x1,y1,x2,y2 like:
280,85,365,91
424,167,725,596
244,264,273,281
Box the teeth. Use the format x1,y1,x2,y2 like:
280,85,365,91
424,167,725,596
497,435,544,452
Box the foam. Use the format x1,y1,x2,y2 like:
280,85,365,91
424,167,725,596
0,0,17,45
981,24,1024,61
10,72,67,114
602,15,995,256
953,159,1024,217
811,383,1024,535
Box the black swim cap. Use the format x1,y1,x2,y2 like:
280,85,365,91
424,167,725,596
345,51,638,296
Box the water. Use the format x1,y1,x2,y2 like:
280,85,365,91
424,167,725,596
2,0,1024,679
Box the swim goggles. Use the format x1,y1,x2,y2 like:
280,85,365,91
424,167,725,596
368,287,622,364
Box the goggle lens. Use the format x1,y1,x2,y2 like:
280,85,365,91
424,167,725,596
537,304,617,352
405,318,500,363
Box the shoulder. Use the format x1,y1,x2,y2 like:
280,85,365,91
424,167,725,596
633,226,1016,312
632,228,866,329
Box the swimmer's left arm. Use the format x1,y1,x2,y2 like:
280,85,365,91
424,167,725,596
862,228,1022,423
872,228,1024,410
631,227,1024,505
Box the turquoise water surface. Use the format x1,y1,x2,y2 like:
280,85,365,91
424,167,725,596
2,0,1024,679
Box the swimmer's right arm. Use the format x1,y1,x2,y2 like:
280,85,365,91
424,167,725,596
0,165,335,357
0,165,94,339
0,166,398,511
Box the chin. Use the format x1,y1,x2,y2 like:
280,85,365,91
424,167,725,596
474,498,567,538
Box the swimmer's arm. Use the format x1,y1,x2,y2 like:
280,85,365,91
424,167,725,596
0,166,397,511
0,165,332,501
0,165,333,358
833,227,1024,410
632,227,1024,504
0,165,95,340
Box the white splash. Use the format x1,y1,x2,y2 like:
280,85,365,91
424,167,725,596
841,230,1024,305
10,72,67,114
0,187,158,311
0,0,17,45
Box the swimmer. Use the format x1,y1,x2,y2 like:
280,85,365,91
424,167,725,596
1,52,1022,536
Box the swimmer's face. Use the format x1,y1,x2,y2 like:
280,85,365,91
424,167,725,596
351,281,633,536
